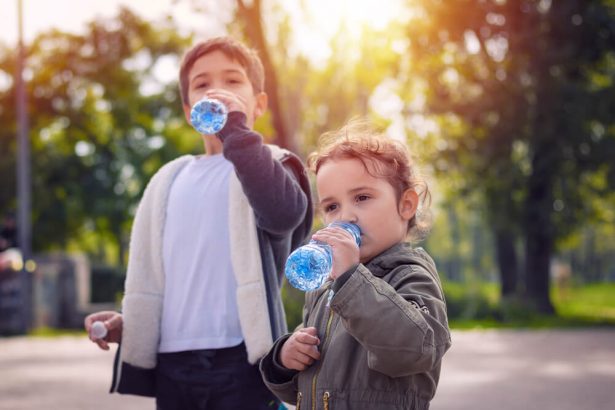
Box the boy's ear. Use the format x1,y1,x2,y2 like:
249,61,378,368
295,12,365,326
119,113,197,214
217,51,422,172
399,189,419,221
183,103,192,125
253,92,268,119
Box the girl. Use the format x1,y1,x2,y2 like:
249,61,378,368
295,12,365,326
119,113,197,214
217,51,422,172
260,120,451,409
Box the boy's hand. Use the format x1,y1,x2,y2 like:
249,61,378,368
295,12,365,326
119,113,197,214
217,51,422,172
84,311,123,351
312,225,360,280
203,89,248,118
279,327,321,371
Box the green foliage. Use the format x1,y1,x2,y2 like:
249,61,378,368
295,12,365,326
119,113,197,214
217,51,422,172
0,7,193,266
404,0,615,311
281,282,305,330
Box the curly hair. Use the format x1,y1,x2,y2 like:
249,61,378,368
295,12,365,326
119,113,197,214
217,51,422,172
307,119,432,241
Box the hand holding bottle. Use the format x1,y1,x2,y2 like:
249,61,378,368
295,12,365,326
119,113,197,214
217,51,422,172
190,89,252,135
312,223,361,280
285,222,361,291
84,311,123,351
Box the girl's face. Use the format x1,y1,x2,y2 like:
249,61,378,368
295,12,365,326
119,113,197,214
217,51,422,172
316,157,418,263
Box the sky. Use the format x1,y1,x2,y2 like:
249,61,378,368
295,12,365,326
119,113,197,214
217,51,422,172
0,0,228,45
1,0,408,64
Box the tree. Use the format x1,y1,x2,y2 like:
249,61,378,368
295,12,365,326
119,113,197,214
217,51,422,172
405,0,615,313
0,7,192,266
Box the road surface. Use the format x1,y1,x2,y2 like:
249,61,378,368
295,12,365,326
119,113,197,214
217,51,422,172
1,329,614,409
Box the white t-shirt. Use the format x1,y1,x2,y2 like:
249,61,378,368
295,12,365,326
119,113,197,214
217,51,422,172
158,154,243,352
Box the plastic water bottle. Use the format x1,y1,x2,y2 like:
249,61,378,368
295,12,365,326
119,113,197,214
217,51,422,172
90,321,108,340
285,222,361,291
190,98,228,134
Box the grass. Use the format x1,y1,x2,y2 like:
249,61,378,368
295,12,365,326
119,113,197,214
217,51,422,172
28,327,86,337
553,282,615,322
445,281,615,329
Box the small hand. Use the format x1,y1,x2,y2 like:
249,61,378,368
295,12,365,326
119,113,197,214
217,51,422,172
84,311,123,351
312,225,360,280
279,327,321,371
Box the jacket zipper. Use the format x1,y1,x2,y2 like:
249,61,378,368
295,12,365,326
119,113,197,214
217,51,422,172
311,302,335,410
323,391,330,410
296,392,302,410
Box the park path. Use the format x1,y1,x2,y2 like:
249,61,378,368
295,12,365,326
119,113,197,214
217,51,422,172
1,329,614,409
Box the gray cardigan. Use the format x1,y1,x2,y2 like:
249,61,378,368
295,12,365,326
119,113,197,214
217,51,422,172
111,112,313,396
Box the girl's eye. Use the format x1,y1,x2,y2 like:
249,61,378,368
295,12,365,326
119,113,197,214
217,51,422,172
356,194,370,202
227,78,242,85
195,83,209,89
324,204,338,213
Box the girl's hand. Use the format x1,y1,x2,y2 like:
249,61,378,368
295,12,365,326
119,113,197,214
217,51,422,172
84,311,123,351
279,327,321,371
312,225,360,280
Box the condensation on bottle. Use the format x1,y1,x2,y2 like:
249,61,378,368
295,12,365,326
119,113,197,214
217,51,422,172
285,222,361,292
190,98,228,135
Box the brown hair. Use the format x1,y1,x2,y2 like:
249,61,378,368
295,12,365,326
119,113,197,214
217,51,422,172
307,119,432,240
178,36,265,105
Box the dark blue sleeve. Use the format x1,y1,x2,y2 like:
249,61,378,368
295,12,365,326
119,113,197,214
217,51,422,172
217,111,309,236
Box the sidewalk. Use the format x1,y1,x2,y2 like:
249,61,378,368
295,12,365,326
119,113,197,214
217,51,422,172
1,329,614,409
431,329,615,410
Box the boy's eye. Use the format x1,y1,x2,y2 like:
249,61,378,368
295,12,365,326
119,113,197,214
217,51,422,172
195,82,209,89
356,194,370,202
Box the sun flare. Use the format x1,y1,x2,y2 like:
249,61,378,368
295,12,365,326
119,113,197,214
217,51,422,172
305,0,408,35
284,0,409,64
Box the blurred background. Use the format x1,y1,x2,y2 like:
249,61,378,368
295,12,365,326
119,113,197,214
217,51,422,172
1,0,614,336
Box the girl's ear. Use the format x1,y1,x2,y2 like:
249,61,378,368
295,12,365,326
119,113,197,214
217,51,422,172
398,189,419,221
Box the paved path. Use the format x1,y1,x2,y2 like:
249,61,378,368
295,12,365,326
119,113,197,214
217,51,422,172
431,329,615,410
1,329,614,409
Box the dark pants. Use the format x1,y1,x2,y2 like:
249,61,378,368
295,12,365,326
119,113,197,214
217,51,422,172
155,343,280,410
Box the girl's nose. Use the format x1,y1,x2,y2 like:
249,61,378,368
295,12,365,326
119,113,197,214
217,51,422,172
340,209,358,224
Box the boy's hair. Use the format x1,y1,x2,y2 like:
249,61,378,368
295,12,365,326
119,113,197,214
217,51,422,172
179,36,265,105
307,119,432,241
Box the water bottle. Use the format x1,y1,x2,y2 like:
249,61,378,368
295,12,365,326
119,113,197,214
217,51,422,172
285,222,361,291
90,321,108,340
190,98,228,134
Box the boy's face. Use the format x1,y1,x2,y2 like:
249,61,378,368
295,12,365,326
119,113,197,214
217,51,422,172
182,50,267,130
316,158,418,263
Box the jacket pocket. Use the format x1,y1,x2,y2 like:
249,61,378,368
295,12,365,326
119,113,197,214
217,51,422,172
323,391,330,410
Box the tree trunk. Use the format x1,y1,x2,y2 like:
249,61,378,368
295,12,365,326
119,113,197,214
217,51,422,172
447,206,462,281
523,143,556,314
236,0,295,152
494,227,518,297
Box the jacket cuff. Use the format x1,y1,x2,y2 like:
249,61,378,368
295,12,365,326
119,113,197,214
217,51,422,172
260,334,299,384
331,264,359,292
216,111,249,141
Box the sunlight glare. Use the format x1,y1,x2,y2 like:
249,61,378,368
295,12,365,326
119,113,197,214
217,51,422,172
287,0,410,65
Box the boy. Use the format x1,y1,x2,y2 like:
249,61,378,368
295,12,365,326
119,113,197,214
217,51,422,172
85,36,313,409
260,120,451,409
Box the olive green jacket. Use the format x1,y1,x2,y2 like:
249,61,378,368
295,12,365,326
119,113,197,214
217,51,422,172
260,243,451,410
